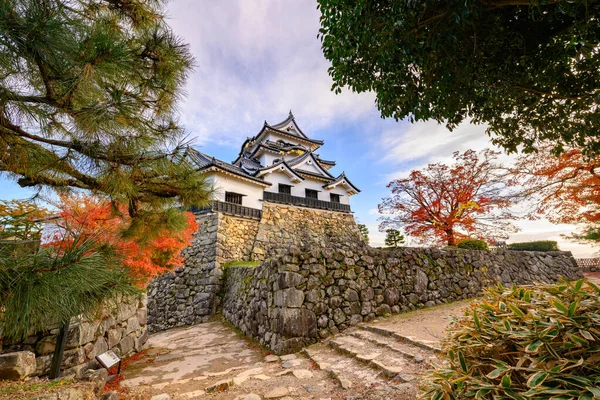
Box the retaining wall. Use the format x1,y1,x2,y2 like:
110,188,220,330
1,295,147,377
222,247,583,354
147,212,260,332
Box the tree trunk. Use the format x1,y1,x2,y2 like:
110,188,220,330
49,321,70,379
446,230,455,246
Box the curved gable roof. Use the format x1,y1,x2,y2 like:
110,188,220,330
323,172,361,195
257,160,305,183
269,110,309,140
287,152,335,180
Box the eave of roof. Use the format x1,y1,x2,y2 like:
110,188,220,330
257,161,305,182
187,148,270,186
265,125,324,145
323,172,361,194
286,152,335,179
269,110,310,139
201,165,271,187
295,169,335,182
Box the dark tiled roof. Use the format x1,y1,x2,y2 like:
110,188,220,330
324,172,361,193
314,154,336,166
269,110,310,140
187,148,270,186
286,152,335,179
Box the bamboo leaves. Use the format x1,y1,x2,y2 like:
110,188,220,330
420,280,600,399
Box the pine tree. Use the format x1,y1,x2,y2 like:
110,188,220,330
0,0,212,226
384,229,405,248
357,223,369,244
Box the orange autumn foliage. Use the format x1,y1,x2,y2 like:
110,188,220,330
511,146,600,228
48,195,197,285
379,149,517,246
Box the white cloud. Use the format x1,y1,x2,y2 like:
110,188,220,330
378,119,519,182
166,1,376,148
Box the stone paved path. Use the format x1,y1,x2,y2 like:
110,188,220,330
119,321,419,400
118,298,476,400
120,275,596,399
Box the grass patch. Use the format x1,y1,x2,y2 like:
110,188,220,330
223,260,260,268
0,377,83,400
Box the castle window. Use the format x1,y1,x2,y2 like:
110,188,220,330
330,194,341,203
279,184,292,195
305,189,319,199
225,192,243,205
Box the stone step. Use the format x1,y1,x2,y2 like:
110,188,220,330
350,330,439,365
328,334,423,383
302,343,387,390
360,325,443,353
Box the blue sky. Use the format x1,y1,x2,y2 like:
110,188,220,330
1,1,596,256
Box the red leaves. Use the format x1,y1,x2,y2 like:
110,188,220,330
511,146,600,229
379,149,516,246
48,195,197,286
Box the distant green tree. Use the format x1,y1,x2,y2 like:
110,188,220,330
0,200,49,241
357,223,370,244
0,0,212,231
385,229,405,248
318,0,600,155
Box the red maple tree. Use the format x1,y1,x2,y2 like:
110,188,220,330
47,195,197,285
511,146,600,242
379,149,517,246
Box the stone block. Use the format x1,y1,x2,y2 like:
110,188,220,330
278,271,303,289
135,328,149,352
137,308,147,326
106,328,122,349
0,351,36,380
125,316,140,335
414,270,429,294
116,334,135,356
62,348,86,369
88,337,108,359
274,288,304,308
80,367,109,396
271,308,317,338
375,304,392,316
35,354,53,376
36,335,57,355
116,301,138,322
384,288,400,306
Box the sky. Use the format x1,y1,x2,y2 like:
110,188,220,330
0,0,596,257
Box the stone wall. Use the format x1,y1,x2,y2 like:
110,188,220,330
147,212,260,332
220,214,260,262
147,213,220,332
222,247,583,354
251,203,365,261
1,295,147,377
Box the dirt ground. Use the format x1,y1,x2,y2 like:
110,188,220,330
366,299,473,345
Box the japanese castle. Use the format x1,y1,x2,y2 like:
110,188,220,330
187,112,360,217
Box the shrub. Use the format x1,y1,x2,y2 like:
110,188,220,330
508,241,559,252
421,280,600,400
457,239,489,250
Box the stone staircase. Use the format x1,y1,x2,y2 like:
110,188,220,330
303,324,441,396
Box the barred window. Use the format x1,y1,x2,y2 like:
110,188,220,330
330,194,341,203
305,189,319,199
279,184,292,195
225,192,243,205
